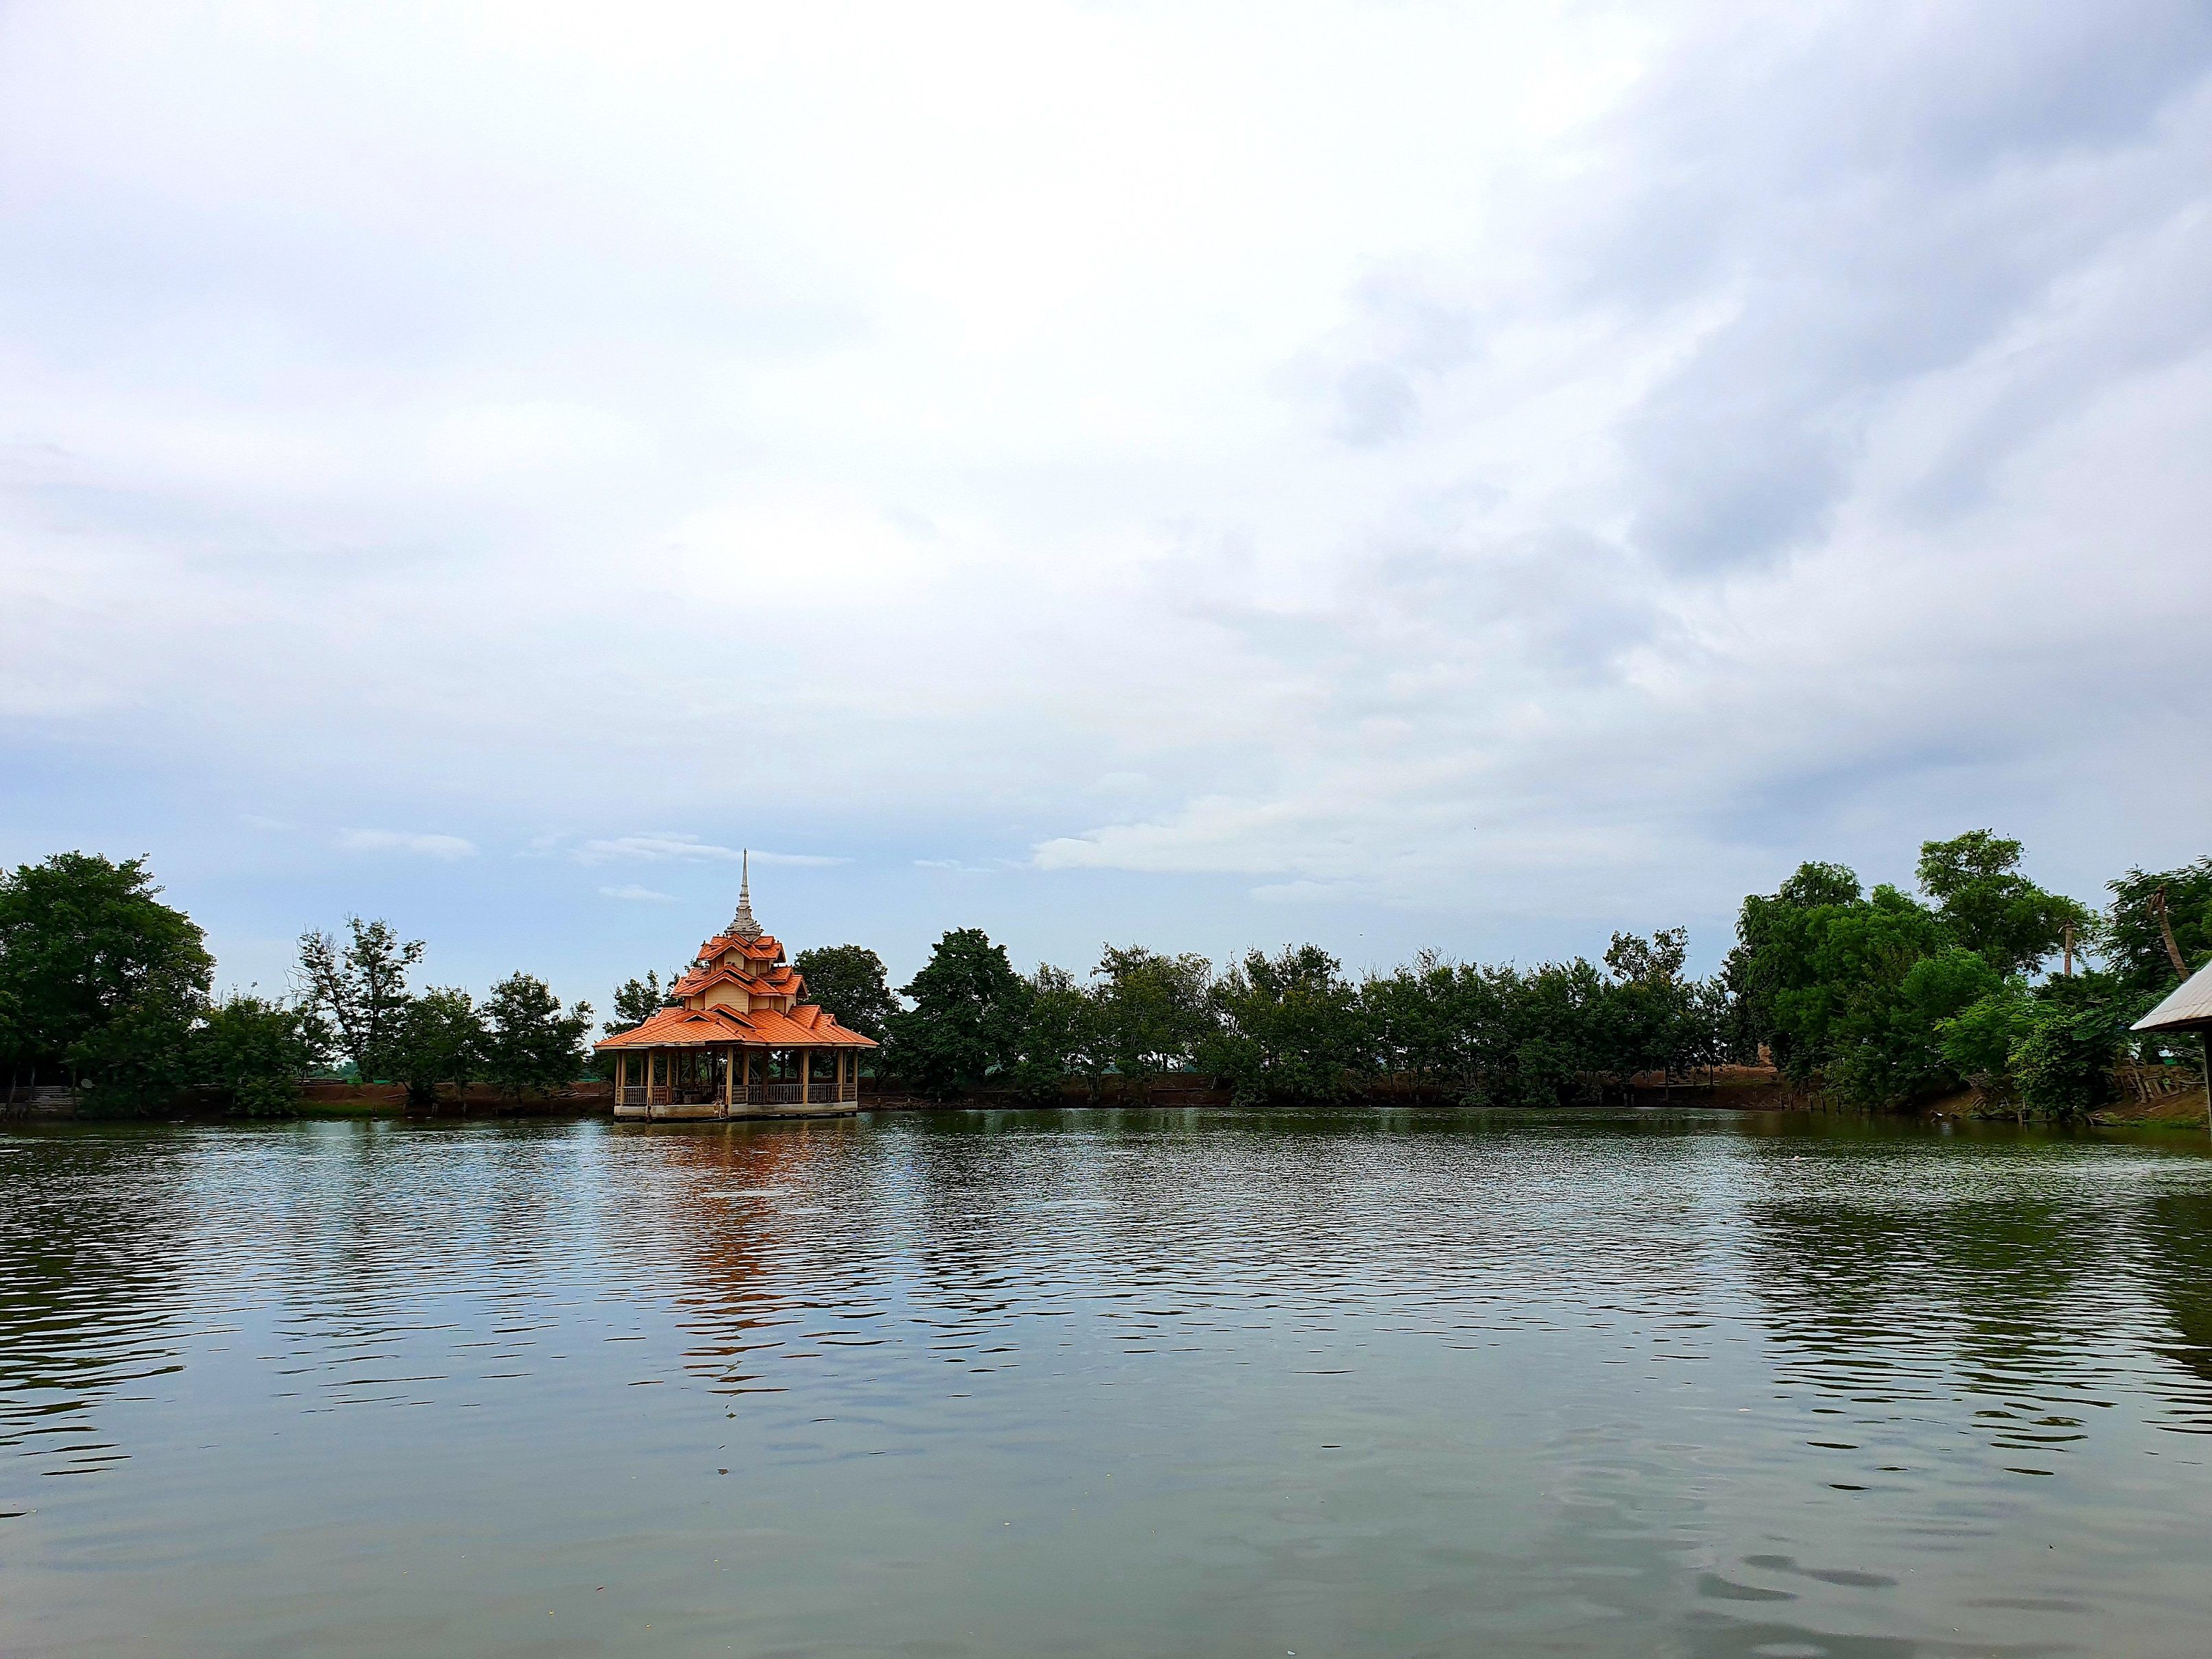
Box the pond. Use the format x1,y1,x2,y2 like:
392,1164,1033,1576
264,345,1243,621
4,1109,2212,1657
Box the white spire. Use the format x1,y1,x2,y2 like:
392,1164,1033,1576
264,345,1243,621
729,849,763,940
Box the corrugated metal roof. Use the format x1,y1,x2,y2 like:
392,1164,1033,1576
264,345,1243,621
2132,959,2212,1034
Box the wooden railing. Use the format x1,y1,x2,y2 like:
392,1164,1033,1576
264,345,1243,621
622,1080,858,1110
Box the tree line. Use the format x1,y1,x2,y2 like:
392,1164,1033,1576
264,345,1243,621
740,832,2210,1118
5,829,2206,1117
0,853,593,1113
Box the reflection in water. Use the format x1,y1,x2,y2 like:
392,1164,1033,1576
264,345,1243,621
0,1130,199,1493
3,1111,2212,1658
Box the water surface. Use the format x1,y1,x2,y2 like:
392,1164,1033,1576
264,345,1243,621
5,1109,2212,1657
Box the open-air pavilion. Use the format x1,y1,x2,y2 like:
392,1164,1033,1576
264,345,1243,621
595,864,878,1121
2132,957,2212,1133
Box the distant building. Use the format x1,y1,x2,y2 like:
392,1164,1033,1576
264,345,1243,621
596,859,877,1120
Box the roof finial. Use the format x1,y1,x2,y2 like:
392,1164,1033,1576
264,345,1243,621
730,849,762,940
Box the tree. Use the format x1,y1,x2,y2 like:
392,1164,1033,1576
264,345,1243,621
195,993,327,1116
1916,830,2085,977
387,987,487,1110
1722,862,1865,1076
2102,860,2212,998
0,851,213,1098
2012,995,2128,1121
1602,927,1694,1095
1728,863,1986,1107
1201,945,1367,1104
1364,951,1462,1091
603,970,667,1036
71,979,203,1113
792,945,898,1046
1092,945,1214,1101
479,973,593,1099
1012,963,1100,1102
884,929,1031,1100
1937,977,2033,1115
297,917,424,1080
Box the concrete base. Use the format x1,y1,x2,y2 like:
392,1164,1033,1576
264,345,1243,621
613,1098,860,1122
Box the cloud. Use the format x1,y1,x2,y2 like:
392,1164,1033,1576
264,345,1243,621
598,883,675,902
574,833,847,867
338,829,477,860
1,2,2208,988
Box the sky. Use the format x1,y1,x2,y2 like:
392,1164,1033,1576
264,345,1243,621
3,0,2210,1009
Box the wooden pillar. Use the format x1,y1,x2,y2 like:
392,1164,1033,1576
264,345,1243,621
801,1048,810,1104
723,1045,734,1116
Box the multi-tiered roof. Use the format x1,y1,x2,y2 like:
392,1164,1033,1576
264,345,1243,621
593,860,877,1055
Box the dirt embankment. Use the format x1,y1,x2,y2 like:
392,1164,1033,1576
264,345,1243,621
296,1081,612,1116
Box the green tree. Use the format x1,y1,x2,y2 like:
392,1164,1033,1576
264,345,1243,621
71,980,203,1113
1729,863,1983,1107
1365,952,1466,1092
792,945,898,1045
2012,995,2129,1121
1722,862,1864,1075
1201,944,1367,1104
1092,945,1214,1101
1601,927,1695,1095
1916,830,2086,976
1937,977,2034,1112
2102,859,2212,997
479,973,592,1098
1507,958,1609,1106
885,928,1031,1100
195,993,327,1115
298,917,424,1080
0,851,213,1099
603,970,667,1035
1011,963,1100,1102
387,987,488,1109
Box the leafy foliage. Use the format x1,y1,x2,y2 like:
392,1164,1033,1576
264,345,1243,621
604,971,667,1035
296,917,424,1081
1091,945,1214,1100
2102,859,2212,998
885,929,1032,1099
1916,830,2086,977
1201,945,1367,1105
0,851,213,1095
2012,990,2130,1121
387,987,487,1109
195,993,328,1115
479,973,593,1098
791,945,899,1047
1009,964,1102,1101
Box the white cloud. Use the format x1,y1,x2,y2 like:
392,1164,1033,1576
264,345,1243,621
338,829,477,860
573,833,847,867
2,1,2209,978
598,883,675,902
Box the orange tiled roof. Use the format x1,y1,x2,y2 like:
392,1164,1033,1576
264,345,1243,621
594,1000,877,1051
697,932,784,963
671,960,801,998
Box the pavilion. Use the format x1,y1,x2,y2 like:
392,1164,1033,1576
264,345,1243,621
597,860,878,1120
2132,956,2212,1134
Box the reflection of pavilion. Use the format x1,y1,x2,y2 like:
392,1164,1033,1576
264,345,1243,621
597,862,877,1120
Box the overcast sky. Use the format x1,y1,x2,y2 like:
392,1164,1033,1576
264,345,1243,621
4,1,2209,1006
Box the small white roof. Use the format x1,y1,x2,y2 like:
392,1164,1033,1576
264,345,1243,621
2133,958,2212,1034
